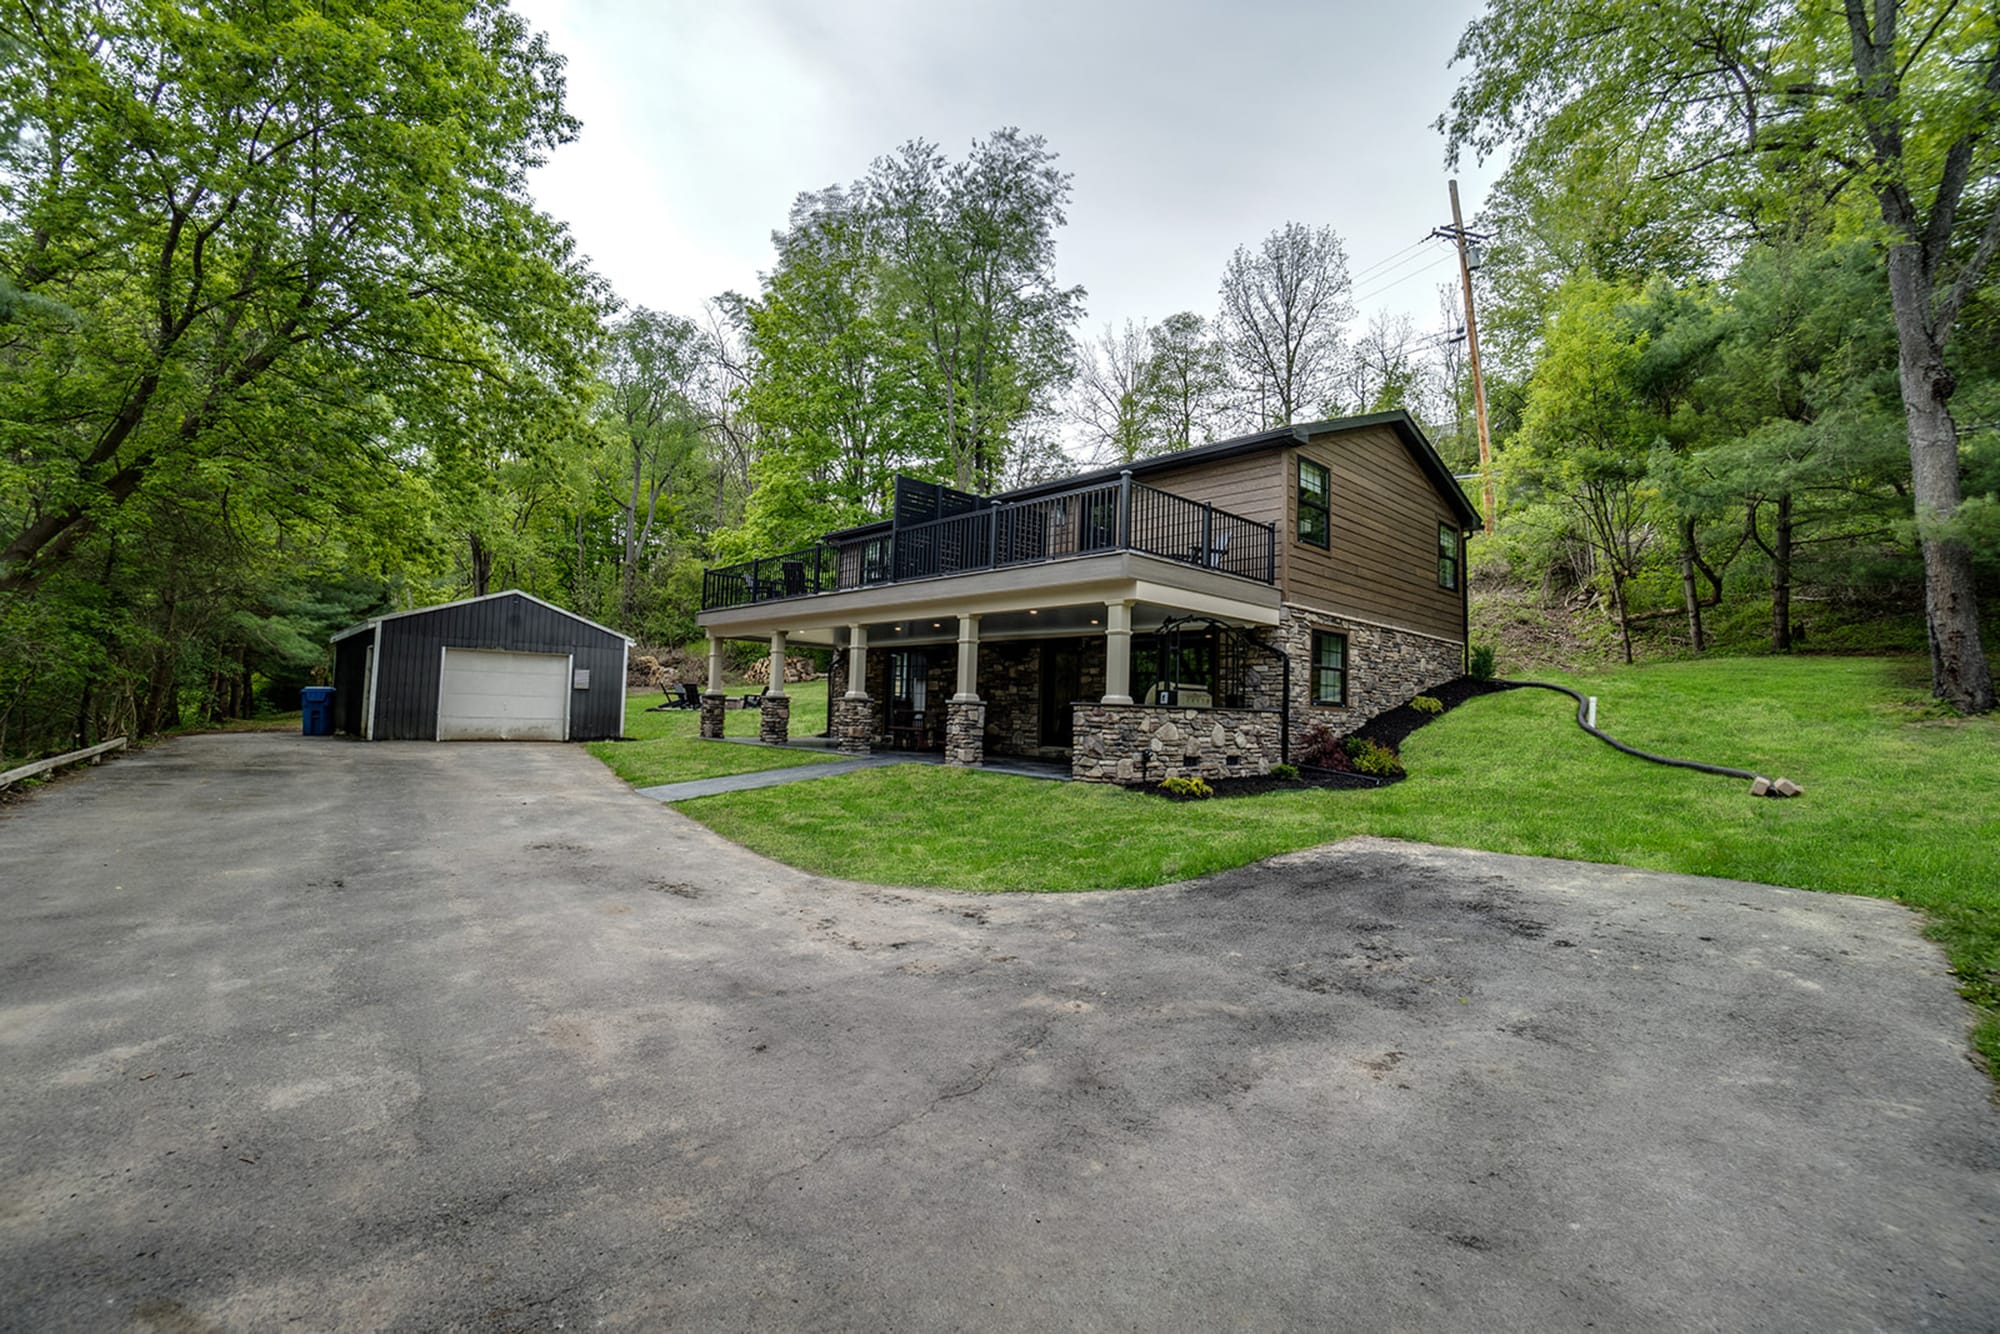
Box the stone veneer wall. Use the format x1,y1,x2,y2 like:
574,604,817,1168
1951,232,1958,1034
1268,602,1463,740
831,695,872,755
978,638,1105,759
758,693,791,745
699,693,726,739
943,700,985,766
1070,705,1282,783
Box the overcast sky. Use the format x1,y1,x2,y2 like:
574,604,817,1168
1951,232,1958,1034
509,0,1506,347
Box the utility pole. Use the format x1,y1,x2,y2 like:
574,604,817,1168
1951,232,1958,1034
1434,180,1495,534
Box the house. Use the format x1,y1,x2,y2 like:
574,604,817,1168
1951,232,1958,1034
694,411,1478,782
330,590,633,742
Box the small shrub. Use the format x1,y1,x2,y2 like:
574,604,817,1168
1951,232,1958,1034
1269,762,1301,781
1468,642,1497,681
1294,722,1351,769
1158,775,1214,799
1344,737,1405,777
1410,694,1444,715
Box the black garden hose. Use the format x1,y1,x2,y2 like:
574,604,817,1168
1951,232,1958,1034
1503,679,1794,793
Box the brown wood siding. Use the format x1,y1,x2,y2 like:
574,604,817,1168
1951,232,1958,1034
1137,451,1284,528
1280,425,1466,642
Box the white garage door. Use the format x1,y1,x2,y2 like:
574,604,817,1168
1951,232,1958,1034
437,648,570,741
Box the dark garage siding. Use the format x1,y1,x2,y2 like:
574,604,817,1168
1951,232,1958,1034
366,593,628,741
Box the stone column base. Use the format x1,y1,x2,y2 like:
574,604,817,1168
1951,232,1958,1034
699,693,726,740
759,694,792,746
832,695,874,756
944,699,985,767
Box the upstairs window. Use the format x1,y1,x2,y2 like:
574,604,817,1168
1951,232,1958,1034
1297,458,1330,549
1438,523,1461,590
1311,631,1347,706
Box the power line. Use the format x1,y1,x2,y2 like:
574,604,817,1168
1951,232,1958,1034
1346,236,1432,284
1351,251,1454,305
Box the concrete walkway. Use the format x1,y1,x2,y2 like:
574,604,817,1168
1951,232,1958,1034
637,749,1070,801
636,752,923,801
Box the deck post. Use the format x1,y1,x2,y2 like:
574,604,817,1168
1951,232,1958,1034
701,635,727,739
766,630,789,699
845,625,869,699
952,614,981,703
1102,600,1135,705
1117,470,1133,548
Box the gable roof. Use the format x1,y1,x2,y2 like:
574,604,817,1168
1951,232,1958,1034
823,410,1480,539
330,589,635,644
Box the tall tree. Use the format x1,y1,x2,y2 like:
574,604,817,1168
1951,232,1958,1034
1071,319,1155,464
867,130,1085,492
598,307,706,626
1443,0,1997,708
1142,311,1228,452
1216,221,1354,427
0,0,598,594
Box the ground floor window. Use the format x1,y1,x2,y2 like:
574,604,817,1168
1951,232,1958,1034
1311,631,1348,706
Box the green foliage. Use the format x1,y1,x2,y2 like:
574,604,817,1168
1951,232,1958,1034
0,0,603,756
737,132,1086,545
1411,695,1444,715
1444,0,2000,706
1343,737,1405,777
1469,644,1497,680
1269,762,1301,781
1157,775,1213,799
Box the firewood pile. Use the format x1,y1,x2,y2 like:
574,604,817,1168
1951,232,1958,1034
742,654,818,685
627,645,703,689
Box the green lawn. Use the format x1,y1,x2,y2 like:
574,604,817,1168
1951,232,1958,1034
588,678,838,787
669,657,2000,1069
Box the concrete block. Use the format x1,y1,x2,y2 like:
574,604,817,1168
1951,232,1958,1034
1773,777,1802,798
1750,776,1771,797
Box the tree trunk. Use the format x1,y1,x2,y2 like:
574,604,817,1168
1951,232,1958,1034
469,532,493,598
1886,249,1994,709
1679,519,1706,653
1609,571,1634,665
1772,492,1792,652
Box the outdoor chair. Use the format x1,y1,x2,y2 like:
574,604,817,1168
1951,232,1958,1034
781,560,808,597
1191,531,1231,568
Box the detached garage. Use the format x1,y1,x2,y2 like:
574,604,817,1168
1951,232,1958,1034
329,591,632,742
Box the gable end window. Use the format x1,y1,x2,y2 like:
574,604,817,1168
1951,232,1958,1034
1438,523,1461,590
1311,631,1348,706
1297,458,1330,549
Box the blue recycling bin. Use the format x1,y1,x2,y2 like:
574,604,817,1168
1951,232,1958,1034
301,686,335,737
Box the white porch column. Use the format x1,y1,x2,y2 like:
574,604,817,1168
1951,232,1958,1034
1102,600,1135,705
706,634,726,694
953,614,982,702
766,630,789,697
846,625,870,699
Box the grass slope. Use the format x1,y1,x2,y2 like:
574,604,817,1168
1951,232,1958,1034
587,679,836,788
675,657,1999,1067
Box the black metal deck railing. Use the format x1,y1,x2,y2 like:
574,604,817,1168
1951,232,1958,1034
700,474,1276,611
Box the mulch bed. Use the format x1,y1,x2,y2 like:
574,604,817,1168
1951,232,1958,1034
1128,675,1518,800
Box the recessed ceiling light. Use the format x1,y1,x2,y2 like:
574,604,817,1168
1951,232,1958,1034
1028,609,1038,615
931,621,941,628
1090,618,1099,625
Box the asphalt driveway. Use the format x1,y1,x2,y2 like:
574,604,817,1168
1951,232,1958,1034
2,734,1995,1331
